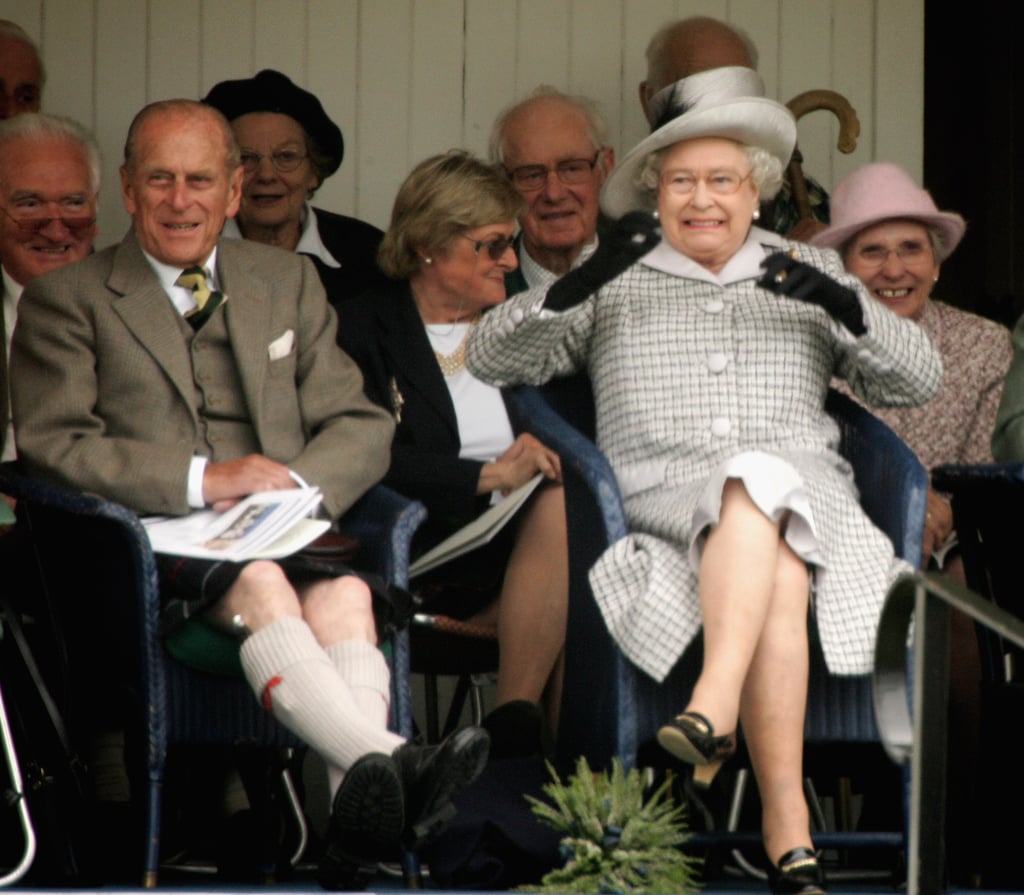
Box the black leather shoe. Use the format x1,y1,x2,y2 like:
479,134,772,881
767,846,827,895
482,700,548,760
656,711,737,788
318,753,404,891
392,726,490,849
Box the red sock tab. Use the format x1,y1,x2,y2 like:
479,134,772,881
262,675,283,712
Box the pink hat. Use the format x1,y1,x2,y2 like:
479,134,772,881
811,162,966,262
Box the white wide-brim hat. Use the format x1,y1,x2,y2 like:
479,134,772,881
810,162,966,262
601,66,797,220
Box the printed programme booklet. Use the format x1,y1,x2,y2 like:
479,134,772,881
408,473,544,578
142,487,329,561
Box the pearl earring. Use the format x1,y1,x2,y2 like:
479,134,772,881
752,208,761,221
652,210,659,220
424,257,433,265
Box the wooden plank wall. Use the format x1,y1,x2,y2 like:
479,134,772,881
3,0,924,250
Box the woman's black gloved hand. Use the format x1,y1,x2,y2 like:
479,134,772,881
758,251,866,336
543,211,661,312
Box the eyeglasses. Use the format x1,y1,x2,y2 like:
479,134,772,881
460,233,516,261
854,241,933,268
506,152,601,192
239,149,309,174
660,170,753,196
0,203,96,234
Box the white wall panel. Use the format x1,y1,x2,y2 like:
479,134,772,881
93,1,146,242
307,1,359,216
874,0,923,180
200,0,255,90
464,0,518,155
7,0,924,244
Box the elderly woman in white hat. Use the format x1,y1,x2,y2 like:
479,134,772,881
813,163,1013,566
467,67,942,894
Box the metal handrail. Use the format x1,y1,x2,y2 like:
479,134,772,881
873,571,1024,895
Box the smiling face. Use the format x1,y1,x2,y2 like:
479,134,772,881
121,106,242,269
0,135,97,285
231,111,319,245
844,219,939,321
656,136,760,272
500,97,610,275
412,221,518,322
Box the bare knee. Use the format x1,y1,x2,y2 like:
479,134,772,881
300,575,377,647
210,560,301,632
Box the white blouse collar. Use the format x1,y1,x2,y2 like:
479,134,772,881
221,204,341,268
641,225,786,285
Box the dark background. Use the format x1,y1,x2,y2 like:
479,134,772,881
924,0,1023,328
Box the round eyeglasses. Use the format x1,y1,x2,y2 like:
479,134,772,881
660,170,753,196
854,242,933,269
239,149,309,174
506,152,601,192
1,203,96,234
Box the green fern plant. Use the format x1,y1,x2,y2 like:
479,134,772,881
517,757,702,894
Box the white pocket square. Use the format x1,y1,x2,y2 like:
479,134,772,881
268,329,295,361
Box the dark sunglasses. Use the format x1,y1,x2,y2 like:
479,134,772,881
459,233,516,261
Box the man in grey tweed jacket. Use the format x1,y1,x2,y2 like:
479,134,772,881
10,99,487,888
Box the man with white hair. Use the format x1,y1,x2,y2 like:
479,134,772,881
0,112,100,462
489,87,615,292
0,20,45,119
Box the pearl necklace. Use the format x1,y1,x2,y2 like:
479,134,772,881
432,315,479,374
433,319,477,376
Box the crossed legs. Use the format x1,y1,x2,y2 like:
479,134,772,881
683,478,815,864
207,562,402,791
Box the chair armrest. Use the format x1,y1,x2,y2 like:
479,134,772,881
505,383,638,767
825,389,928,566
506,383,628,546
932,461,1024,492
338,485,427,591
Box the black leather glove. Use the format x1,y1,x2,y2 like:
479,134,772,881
543,211,661,312
758,251,866,336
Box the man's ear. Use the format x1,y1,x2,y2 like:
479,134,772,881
120,166,136,216
598,145,616,180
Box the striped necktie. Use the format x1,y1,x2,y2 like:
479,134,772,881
175,266,224,330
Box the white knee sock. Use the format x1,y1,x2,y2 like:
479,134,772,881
326,640,392,730
240,617,403,776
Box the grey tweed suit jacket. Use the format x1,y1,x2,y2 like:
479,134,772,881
468,232,942,680
9,229,394,520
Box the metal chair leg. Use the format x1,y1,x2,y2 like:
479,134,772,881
0,682,37,886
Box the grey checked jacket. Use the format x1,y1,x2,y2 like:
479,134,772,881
467,233,941,681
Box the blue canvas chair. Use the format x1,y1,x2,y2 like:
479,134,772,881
506,377,926,868
0,461,423,887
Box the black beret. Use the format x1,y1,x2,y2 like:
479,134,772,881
202,69,343,177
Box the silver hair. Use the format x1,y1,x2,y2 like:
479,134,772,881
488,85,609,167
0,112,101,194
637,141,784,207
0,19,46,86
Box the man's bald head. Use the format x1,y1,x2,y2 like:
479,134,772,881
639,16,758,125
0,20,44,119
